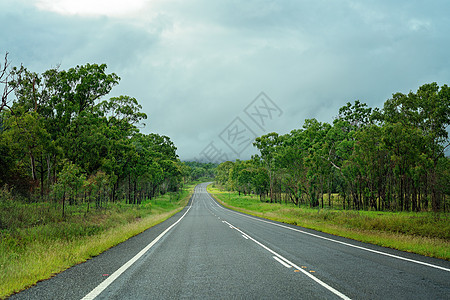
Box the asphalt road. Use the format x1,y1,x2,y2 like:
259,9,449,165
11,183,450,299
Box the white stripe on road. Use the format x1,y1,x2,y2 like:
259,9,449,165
224,219,350,300
81,200,194,300
273,256,292,268
208,193,450,273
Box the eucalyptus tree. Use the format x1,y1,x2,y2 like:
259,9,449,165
273,130,307,206
228,160,246,195
253,132,284,202
218,84,449,212
248,156,270,201
0,52,15,112
51,160,85,217
130,133,181,200
7,64,120,190
331,101,374,209
1,108,52,198
297,119,331,207
215,161,234,189
380,83,450,211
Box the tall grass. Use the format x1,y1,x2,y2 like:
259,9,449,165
208,185,450,260
0,184,194,299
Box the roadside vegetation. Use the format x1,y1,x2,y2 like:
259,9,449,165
0,59,187,215
0,183,195,299
212,83,449,260
0,56,217,298
216,83,450,213
208,185,449,260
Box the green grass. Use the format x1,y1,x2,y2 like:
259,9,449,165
0,184,195,299
207,185,450,260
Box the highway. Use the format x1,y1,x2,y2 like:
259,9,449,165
11,183,450,299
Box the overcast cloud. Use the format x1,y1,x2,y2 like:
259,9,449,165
1,0,449,161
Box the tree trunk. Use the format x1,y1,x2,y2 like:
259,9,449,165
29,151,37,181
62,189,66,218
39,155,45,200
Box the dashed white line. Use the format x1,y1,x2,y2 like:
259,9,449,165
208,193,450,273
223,219,350,300
273,256,292,268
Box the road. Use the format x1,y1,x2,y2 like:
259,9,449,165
11,183,450,299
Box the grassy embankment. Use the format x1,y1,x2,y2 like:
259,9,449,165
208,184,450,260
0,183,195,299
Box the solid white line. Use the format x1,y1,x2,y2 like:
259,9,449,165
242,235,249,239
273,256,292,268
81,203,193,300
208,193,450,272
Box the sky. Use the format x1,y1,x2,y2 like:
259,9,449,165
1,0,449,162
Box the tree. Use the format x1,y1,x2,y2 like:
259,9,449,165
98,95,147,129
8,63,121,190
0,53,15,112
253,132,283,202
249,157,270,201
51,160,85,217
219,83,449,212
274,131,307,206
380,83,450,211
2,109,51,197
216,161,234,189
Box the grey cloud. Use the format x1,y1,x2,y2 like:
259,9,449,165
1,4,164,72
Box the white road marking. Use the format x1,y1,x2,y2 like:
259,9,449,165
81,201,194,300
223,219,350,300
208,193,450,273
273,256,292,268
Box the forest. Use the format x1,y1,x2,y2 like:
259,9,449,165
0,55,192,220
216,83,450,212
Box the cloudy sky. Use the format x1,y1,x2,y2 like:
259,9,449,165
2,0,449,161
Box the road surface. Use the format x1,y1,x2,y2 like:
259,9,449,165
11,183,450,299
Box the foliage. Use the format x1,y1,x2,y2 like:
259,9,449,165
0,184,194,299
181,161,217,182
0,61,184,218
217,83,450,212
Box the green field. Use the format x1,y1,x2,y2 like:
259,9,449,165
0,184,195,299
207,184,450,260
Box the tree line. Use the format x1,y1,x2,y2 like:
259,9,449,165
216,83,450,212
0,56,185,217
181,161,217,182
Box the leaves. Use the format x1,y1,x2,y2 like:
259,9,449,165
1,62,183,214
218,83,450,212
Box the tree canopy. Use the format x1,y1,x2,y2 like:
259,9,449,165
217,83,450,212
0,61,184,215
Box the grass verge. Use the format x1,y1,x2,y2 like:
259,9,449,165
0,184,195,299
207,184,450,260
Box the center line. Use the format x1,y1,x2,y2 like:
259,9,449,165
224,219,350,300
273,256,292,268
208,193,449,272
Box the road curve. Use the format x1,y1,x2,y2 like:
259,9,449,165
11,183,450,299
